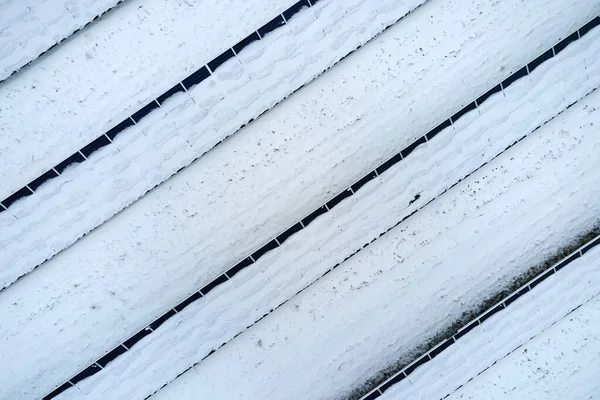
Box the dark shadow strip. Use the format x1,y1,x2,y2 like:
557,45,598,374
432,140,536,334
365,234,600,399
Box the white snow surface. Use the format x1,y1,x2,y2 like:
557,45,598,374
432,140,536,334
1,1,599,399
0,0,119,81
1,0,596,290
52,21,600,398
0,0,293,197
130,81,600,400
0,0,429,290
379,246,600,400
52,32,595,398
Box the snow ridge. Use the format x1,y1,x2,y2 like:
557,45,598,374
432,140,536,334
38,19,599,398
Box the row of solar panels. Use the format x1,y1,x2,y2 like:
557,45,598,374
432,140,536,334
1,0,320,211
38,16,600,398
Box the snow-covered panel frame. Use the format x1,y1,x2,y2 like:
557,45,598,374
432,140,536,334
38,15,600,399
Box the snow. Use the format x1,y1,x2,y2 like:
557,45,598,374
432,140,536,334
378,246,600,400
0,0,429,290
1,0,599,399
0,0,119,82
136,78,600,400
0,0,436,290
1,0,596,291
17,19,600,400
0,0,294,197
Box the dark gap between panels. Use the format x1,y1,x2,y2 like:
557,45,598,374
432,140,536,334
258,15,286,37
579,16,600,37
106,117,135,140
428,338,454,359
283,0,311,21
477,302,505,324
233,31,261,54
400,135,427,158
251,239,280,261
475,84,502,107
379,372,406,393
276,222,304,244
450,101,477,124
426,118,452,141
453,320,478,340
226,257,254,278
580,238,600,255
554,31,579,55
149,309,177,330
200,274,228,296
375,153,402,175
80,134,112,158
131,100,161,123
503,285,531,307
326,188,353,210
156,83,186,105
351,171,378,193
123,327,153,349
362,391,382,400
527,48,553,74
181,66,211,91
54,152,86,174
528,268,555,290
501,66,528,90
42,382,73,400
1,186,34,208
69,363,102,385
301,205,328,226
208,48,236,73
96,344,128,368
174,291,203,312
403,354,429,376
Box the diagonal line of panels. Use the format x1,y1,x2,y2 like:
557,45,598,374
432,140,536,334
40,17,600,400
